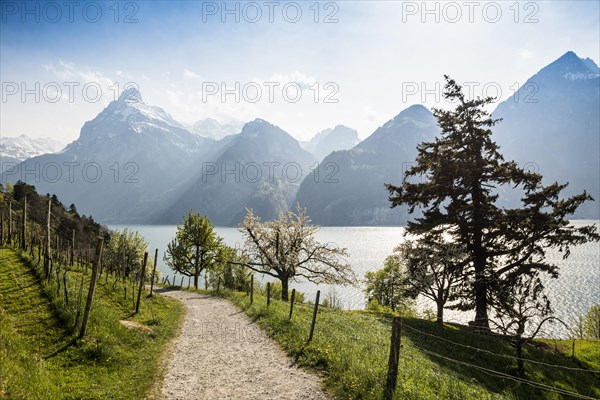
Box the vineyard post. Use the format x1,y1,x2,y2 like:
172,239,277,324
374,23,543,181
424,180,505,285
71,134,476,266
70,229,75,266
267,282,271,307
289,288,296,319
250,275,254,304
44,198,51,279
149,248,158,297
135,252,148,314
8,201,12,245
79,236,104,339
21,196,27,250
308,290,321,343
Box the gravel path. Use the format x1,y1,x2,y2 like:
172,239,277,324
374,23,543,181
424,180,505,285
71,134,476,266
157,288,330,400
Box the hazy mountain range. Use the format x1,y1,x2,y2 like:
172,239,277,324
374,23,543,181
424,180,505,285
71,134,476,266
298,51,600,224
300,125,361,161
188,118,244,141
1,51,598,225
492,51,600,219
0,135,64,173
158,118,316,225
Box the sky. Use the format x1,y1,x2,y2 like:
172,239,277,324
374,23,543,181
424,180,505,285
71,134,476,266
1,0,599,144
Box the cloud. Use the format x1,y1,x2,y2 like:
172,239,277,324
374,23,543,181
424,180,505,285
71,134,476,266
41,60,118,102
519,49,533,60
264,71,317,90
115,70,133,79
184,69,201,79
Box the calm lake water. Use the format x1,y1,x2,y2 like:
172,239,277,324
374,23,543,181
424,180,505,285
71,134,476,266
109,221,600,338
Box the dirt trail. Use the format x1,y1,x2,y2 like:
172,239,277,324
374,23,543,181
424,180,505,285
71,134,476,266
157,288,330,400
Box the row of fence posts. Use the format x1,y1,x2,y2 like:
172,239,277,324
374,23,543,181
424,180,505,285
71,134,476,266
78,239,155,339
74,239,404,399
246,275,402,399
0,197,112,341
4,202,405,399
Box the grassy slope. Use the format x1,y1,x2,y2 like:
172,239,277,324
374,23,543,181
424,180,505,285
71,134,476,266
0,247,185,399
175,286,598,400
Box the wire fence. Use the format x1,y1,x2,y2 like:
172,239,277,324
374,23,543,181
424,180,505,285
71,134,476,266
232,284,600,400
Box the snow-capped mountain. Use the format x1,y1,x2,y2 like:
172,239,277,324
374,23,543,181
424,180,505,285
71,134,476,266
188,118,244,140
0,134,64,161
1,88,212,222
3,51,597,224
301,125,361,162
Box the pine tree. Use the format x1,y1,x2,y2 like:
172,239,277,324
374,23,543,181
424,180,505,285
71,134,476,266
386,76,599,329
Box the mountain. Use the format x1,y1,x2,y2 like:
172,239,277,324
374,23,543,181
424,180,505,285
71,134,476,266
0,135,64,173
158,119,316,225
0,134,64,161
296,51,600,225
296,105,439,225
492,51,600,218
1,88,211,222
301,125,361,161
189,118,243,140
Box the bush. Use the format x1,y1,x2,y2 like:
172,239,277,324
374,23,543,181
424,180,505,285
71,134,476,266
583,305,600,339
257,281,305,303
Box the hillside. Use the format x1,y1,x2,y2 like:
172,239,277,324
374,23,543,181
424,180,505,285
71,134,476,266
0,246,184,398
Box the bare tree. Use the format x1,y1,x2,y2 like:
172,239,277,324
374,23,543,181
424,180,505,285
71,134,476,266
240,206,356,301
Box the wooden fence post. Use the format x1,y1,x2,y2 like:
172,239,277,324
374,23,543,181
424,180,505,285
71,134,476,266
21,196,27,250
384,315,402,400
70,229,75,266
308,290,321,343
79,236,104,339
149,248,158,296
289,288,296,319
63,271,69,305
267,282,271,307
135,252,148,314
44,199,51,279
250,275,254,305
7,201,12,245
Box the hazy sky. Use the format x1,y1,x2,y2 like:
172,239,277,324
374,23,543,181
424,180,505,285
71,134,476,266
1,1,599,144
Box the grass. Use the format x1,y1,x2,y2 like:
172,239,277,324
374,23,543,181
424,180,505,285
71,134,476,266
0,247,185,399
174,285,599,400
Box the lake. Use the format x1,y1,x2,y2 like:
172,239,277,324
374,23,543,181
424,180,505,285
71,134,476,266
109,221,600,338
